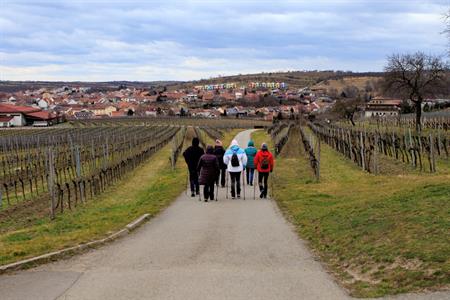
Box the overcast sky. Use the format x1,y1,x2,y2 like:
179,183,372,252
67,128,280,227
0,0,448,81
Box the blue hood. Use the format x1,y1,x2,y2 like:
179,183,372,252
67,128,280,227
225,145,245,155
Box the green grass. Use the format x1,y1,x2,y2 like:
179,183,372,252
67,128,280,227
0,141,187,266
0,128,242,267
253,129,450,298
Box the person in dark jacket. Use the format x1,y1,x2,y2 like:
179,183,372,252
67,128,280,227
244,140,257,186
183,137,204,197
198,145,220,201
214,139,226,187
254,143,275,199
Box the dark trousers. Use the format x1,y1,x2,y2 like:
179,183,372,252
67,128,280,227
229,171,241,197
258,172,269,197
217,168,226,187
189,171,199,194
246,168,255,185
204,183,215,200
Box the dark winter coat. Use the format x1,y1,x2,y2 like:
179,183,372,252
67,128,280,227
183,139,204,172
214,145,226,169
197,153,220,185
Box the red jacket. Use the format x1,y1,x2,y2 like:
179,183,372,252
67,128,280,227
254,150,274,173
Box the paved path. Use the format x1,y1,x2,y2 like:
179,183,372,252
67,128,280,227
0,130,448,300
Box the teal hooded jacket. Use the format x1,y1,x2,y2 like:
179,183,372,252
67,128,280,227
245,140,257,169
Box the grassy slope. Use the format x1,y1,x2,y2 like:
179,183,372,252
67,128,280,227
0,138,188,266
252,128,450,298
313,76,382,93
0,128,243,266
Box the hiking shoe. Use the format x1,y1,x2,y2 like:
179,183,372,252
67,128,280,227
204,199,208,202
260,191,264,199
191,193,196,197
237,195,241,199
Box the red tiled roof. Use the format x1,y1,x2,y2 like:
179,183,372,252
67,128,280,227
0,103,41,114
111,111,125,117
26,111,57,120
0,116,14,122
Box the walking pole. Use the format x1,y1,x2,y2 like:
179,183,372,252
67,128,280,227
186,172,190,197
242,169,246,200
270,173,274,198
216,182,219,201
225,171,229,199
198,173,202,201
254,171,257,200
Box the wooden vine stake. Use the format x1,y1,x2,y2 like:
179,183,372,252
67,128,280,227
47,148,56,219
316,136,321,182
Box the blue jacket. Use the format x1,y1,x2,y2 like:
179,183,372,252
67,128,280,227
224,144,247,172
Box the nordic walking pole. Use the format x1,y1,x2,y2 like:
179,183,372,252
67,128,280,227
186,172,189,196
225,171,228,199
216,182,219,201
270,172,274,198
254,171,257,200
242,169,246,200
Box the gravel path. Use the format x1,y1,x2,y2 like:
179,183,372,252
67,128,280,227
0,130,447,300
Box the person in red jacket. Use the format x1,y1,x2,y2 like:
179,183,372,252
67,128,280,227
253,143,274,198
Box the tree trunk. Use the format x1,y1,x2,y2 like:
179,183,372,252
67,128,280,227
415,100,422,133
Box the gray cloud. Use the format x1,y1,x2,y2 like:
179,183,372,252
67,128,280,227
0,0,448,81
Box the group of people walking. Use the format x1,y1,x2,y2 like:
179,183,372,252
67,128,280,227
183,137,274,202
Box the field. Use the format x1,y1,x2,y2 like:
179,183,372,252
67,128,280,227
0,118,268,266
262,121,449,297
312,76,382,94
0,116,449,298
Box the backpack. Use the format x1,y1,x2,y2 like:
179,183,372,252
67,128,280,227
231,150,240,167
260,155,270,170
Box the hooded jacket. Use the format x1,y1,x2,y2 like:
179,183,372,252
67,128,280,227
244,140,257,169
214,145,226,170
197,146,220,185
254,149,274,173
223,139,247,172
183,138,204,172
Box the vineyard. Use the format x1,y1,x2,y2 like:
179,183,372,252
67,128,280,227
268,116,450,178
267,117,450,297
0,125,181,218
309,122,449,174
0,117,270,220
67,117,269,129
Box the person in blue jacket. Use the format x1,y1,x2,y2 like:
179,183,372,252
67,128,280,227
244,140,257,186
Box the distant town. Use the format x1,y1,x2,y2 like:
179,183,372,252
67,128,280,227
1,74,449,128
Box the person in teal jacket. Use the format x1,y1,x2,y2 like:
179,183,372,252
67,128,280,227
245,140,257,186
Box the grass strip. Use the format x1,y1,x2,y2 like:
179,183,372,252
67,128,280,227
253,128,450,298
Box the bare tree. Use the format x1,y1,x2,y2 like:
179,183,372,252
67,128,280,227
331,97,364,126
341,85,360,98
383,52,448,133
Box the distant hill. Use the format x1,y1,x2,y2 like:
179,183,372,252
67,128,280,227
170,71,384,90
1,71,384,93
0,81,181,93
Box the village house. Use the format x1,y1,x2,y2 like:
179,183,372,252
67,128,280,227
90,104,117,117
365,98,401,118
0,103,58,127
